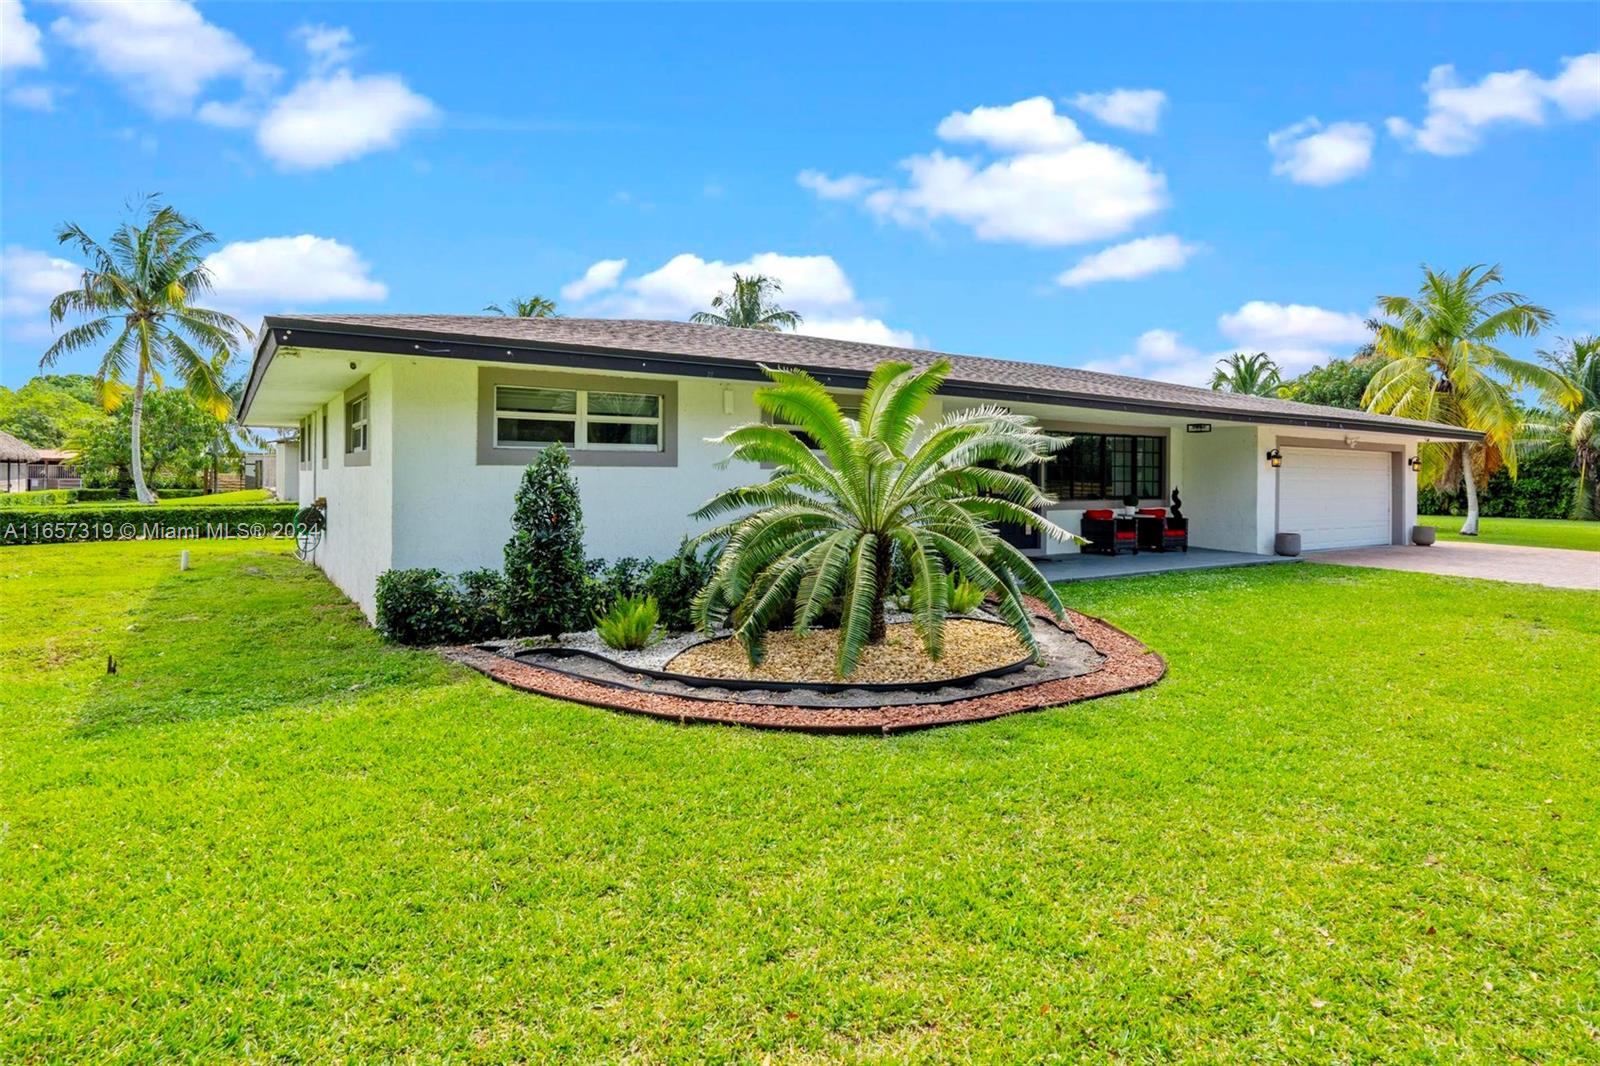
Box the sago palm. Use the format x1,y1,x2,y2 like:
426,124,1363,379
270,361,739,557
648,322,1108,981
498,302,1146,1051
690,273,802,331
484,295,558,317
1210,352,1283,396
1522,335,1599,519
692,359,1075,678
43,198,244,504
1362,264,1573,535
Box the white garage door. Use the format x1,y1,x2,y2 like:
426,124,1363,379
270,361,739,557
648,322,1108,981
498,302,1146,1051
1279,447,1393,550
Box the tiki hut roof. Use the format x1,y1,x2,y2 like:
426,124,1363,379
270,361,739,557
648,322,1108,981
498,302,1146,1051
0,429,42,463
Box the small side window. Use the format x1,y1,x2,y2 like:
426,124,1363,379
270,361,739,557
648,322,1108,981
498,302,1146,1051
345,395,369,455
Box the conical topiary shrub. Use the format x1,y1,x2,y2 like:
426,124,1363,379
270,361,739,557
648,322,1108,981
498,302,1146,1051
502,443,589,637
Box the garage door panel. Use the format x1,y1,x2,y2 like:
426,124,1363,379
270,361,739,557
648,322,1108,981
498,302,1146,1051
1279,448,1392,550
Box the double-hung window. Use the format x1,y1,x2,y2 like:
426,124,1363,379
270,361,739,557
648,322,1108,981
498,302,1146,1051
494,386,663,452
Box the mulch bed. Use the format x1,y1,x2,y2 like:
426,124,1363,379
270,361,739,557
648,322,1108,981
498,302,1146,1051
441,601,1165,735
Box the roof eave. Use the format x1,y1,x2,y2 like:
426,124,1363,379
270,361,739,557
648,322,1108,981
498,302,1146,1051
240,317,1486,443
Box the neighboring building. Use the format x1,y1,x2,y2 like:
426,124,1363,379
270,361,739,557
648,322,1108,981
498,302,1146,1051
29,449,82,490
238,315,1480,619
1,430,41,493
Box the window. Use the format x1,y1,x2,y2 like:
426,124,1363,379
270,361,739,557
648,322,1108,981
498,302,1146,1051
494,385,662,451
299,415,314,469
345,395,369,455
320,409,328,467
764,401,860,452
1039,432,1165,502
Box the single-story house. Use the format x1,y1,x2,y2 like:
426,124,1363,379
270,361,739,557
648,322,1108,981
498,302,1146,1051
237,315,1480,618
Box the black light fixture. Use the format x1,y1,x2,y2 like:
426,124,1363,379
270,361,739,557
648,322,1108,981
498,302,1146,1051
1266,447,1282,468
1408,455,1422,472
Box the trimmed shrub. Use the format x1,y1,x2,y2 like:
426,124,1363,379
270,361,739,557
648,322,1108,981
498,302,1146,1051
0,503,297,545
644,539,715,632
156,488,204,499
375,569,467,646
457,568,507,641
0,489,78,508
502,444,589,637
75,488,120,502
595,594,660,651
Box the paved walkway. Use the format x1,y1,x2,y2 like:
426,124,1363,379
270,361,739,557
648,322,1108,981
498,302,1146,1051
1311,541,1600,591
1037,547,1297,583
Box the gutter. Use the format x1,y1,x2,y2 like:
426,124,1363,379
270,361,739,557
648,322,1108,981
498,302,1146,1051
239,317,1486,443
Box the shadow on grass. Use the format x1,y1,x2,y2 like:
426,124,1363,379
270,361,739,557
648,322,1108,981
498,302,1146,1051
73,550,457,736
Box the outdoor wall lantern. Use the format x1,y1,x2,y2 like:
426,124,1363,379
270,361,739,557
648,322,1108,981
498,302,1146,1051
1266,447,1283,468
1408,455,1422,472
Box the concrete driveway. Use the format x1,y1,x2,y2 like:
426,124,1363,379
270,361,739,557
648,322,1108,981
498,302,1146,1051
1312,541,1600,591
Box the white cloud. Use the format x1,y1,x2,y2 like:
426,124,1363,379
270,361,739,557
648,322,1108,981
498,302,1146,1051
1056,234,1197,288
1267,118,1374,185
1,245,79,319
1079,329,1218,387
935,96,1083,152
195,98,257,129
1388,52,1600,155
203,236,388,308
256,69,436,170
799,316,917,348
1218,300,1369,348
5,83,55,111
569,251,915,347
796,169,879,200
560,258,628,302
50,0,276,115
297,24,355,73
2,0,43,71
1216,300,1370,376
1070,89,1166,133
803,97,1168,247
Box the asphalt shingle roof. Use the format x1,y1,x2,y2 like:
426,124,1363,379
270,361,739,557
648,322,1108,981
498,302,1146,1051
253,314,1480,440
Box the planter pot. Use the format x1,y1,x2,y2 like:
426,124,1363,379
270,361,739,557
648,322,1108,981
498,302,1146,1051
1274,532,1302,557
1411,525,1437,547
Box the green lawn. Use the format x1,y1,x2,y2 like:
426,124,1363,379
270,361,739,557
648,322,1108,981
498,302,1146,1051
1421,514,1600,552
155,488,274,506
3,543,1596,1062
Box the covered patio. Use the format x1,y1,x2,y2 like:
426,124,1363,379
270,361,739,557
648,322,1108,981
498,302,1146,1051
1037,547,1299,583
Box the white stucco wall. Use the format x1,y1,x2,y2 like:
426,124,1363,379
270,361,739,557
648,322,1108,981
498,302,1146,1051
275,441,299,502
294,365,394,618
273,350,1427,618
387,357,787,576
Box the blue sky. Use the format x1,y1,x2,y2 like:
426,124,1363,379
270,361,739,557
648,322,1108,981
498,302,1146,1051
3,1,1597,390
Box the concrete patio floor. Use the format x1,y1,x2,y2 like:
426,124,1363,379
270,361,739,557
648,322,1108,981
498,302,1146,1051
1311,541,1600,591
1037,548,1298,583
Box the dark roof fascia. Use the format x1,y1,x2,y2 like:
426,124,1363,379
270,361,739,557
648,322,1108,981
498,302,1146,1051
242,317,1485,442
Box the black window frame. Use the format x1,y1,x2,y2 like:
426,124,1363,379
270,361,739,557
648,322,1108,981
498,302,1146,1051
1039,432,1166,503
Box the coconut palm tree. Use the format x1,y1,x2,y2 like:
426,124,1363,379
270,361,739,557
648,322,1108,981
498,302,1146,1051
690,273,802,331
1522,335,1599,519
1210,352,1283,395
484,295,558,317
692,359,1074,678
1362,264,1572,535
43,198,245,504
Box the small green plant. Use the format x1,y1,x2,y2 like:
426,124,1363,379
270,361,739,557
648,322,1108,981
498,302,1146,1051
644,539,715,632
595,594,660,651
948,577,986,614
586,555,656,617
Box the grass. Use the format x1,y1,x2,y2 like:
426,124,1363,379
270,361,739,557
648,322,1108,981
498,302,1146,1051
156,488,274,506
3,542,1596,1062
1421,514,1600,552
